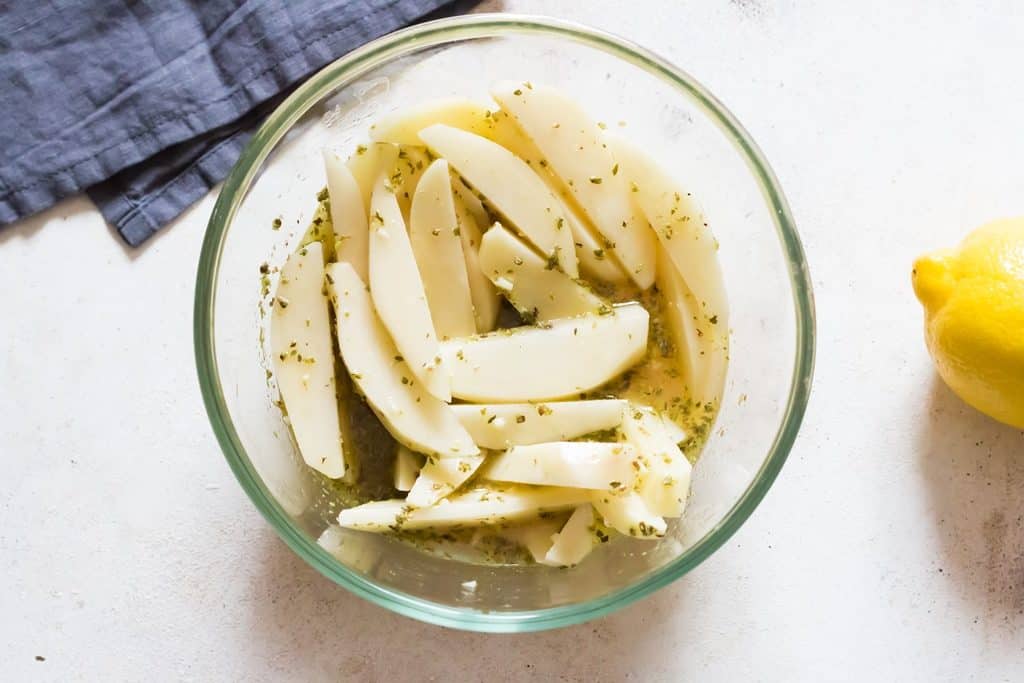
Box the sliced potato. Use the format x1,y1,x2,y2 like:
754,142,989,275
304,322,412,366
346,142,399,210
544,505,598,567
502,518,564,565
406,453,486,507
604,132,729,325
450,399,626,449
451,182,501,333
442,303,649,402
479,222,606,320
326,262,477,458
450,175,490,230
656,248,706,396
485,442,640,490
492,82,656,288
324,150,369,281
621,405,691,517
591,490,666,538
659,412,688,445
337,485,591,531
368,172,450,401
370,97,496,145
270,242,346,479
409,159,476,339
564,204,631,284
418,124,578,277
394,445,423,492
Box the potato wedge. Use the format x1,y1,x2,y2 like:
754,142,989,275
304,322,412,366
485,442,640,490
478,222,606,320
394,445,423,492
337,485,591,531
368,172,450,401
604,132,728,325
621,405,692,517
326,262,476,457
324,150,369,281
544,505,598,567
442,303,649,402
271,242,347,479
409,159,476,339
591,490,666,538
406,453,486,507
450,399,626,449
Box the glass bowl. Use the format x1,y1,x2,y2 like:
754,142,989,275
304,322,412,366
194,14,815,632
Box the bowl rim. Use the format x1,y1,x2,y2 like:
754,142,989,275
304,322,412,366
194,12,815,633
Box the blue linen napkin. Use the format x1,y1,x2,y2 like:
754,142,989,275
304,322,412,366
0,0,466,246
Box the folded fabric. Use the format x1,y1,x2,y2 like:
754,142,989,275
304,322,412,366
0,0,465,246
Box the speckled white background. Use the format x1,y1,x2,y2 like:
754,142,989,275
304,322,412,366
2,1,1023,680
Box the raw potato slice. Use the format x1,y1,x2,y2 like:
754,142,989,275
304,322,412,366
545,505,598,567
591,490,666,538
621,405,692,517
326,262,477,458
604,132,729,324
492,82,656,288
450,400,626,449
442,303,649,402
370,98,496,145
368,172,451,401
394,445,423,492
451,175,490,229
502,518,564,565
451,181,501,333
418,124,578,277
485,442,640,490
347,142,399,209
406,454,486,507
657,248,706,396
337,485,591,531
564,205,631,284
270,242,347,479
409,159,476,338
659,412,688,445
478,223,606,320
657,248,728,406
324,150,369,281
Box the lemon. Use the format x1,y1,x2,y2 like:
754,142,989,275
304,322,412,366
912,218,1024,429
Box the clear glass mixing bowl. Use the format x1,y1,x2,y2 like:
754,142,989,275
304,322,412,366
194,14,815,632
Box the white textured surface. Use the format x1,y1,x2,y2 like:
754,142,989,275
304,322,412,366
2,1,1023,680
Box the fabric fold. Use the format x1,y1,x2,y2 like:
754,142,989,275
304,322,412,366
0,0,465,245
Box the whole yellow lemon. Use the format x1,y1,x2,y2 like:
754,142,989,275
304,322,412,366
912,217,1024,429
